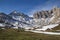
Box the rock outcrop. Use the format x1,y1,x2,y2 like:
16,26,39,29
33,10,53,19
50,7,60,24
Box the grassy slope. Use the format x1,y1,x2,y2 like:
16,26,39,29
0,28,60,40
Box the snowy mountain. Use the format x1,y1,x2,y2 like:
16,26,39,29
7,10,33,29
0,7,60,31
32,7,60,31
9,10,32,22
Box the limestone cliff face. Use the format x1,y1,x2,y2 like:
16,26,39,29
50,7,60,24
33,7,60,24
33,10,53,19
33,10,53,26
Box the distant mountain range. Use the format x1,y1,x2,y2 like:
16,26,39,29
0,7,60,31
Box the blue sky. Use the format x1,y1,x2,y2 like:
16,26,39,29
0,0,60,16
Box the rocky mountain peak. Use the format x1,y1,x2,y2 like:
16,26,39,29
33,10,53,19
9,10,29,18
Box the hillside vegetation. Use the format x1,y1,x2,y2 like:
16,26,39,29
0,28,60,40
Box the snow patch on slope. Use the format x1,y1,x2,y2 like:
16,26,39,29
36,24,59,31
29,30,60,35
0,23,5,27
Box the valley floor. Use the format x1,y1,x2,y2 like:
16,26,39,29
0,28,60,40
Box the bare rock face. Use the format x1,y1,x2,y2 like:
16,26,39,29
33,10,53,19
33,10,53,26
33,7,60,24
50,7,60,24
